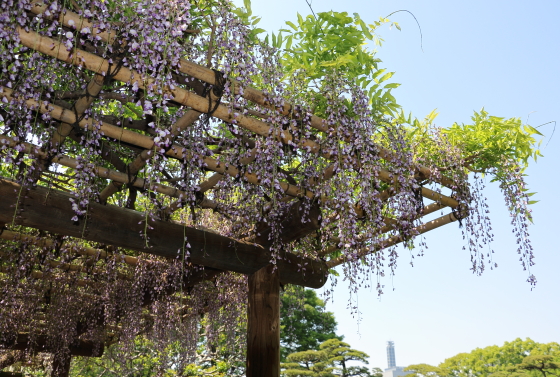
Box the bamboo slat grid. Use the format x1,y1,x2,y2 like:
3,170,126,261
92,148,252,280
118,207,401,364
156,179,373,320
0,1,469,297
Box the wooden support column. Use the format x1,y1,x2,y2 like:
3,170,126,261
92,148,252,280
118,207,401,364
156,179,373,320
51,353,71,377
246,264,280,377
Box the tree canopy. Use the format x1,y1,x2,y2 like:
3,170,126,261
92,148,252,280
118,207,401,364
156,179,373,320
282,338,371,377
281,286,342,361
405,338,560,377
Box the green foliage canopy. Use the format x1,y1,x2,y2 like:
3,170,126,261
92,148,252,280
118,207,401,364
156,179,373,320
405,338,560,377
281,287,342,361
282,338,371,377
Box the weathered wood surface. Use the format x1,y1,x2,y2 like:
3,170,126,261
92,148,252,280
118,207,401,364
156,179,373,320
246,264,280,377
253,200,322,248
0,179,328,288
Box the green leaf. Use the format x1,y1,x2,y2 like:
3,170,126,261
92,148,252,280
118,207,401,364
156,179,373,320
377,71,394,83
358,19,373,40
286,34,293,50
524,125,544,136
384,83,401,89
286,21,298,30
243,0,251,13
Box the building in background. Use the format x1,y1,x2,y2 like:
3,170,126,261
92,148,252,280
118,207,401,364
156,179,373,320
383,341,409,377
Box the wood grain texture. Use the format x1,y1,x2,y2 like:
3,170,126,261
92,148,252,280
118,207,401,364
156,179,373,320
246,264,280,377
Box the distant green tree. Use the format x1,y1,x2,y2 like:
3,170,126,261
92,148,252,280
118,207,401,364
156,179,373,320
439,338,560,377
281,286,342,361
371,367,384,377
405,339,560,377
516,355,560,377
489,371,531,377
404,363,444,377
281,339,371,377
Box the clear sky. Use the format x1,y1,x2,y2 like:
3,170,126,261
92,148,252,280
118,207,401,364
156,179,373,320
233,0,560,368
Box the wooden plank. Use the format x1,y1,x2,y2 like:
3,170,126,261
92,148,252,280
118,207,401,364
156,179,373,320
0,179,328,288
246,264,280,377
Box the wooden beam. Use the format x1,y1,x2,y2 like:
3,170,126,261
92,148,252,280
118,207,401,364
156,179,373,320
246,264,280,377
253,200,321,248
326,211,464,268
0,179,328,288
27,3,457,190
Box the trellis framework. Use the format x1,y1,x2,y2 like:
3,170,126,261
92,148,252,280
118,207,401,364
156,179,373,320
0,1,483,376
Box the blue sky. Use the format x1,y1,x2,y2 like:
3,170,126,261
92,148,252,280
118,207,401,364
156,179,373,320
233,0,560,368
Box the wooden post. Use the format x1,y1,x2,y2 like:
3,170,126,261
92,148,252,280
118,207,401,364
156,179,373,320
246,264,280,377
51,353,71,377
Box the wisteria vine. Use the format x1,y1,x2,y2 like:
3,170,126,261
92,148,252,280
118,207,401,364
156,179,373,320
0,0,537,373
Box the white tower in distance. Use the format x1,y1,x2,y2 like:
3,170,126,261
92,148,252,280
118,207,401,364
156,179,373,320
387,341,396,368
383,341,409,377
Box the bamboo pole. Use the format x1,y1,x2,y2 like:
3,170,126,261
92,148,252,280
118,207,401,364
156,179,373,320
0,130,458,260
319,201,447,257
326,211,461,268
13,27,459,207
0,266,93,287
27,4,457,190
0,134,220,211
98,109,203,202
164,149,256,216
0,87,314,201
29,72,108,186
0,87,460,228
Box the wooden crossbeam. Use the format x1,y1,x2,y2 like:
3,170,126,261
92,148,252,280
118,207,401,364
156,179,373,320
98,109,203,203
0,135,221,212
0,179,328,288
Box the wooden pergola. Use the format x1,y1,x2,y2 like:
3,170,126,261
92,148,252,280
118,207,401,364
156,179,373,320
0,3,468,376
